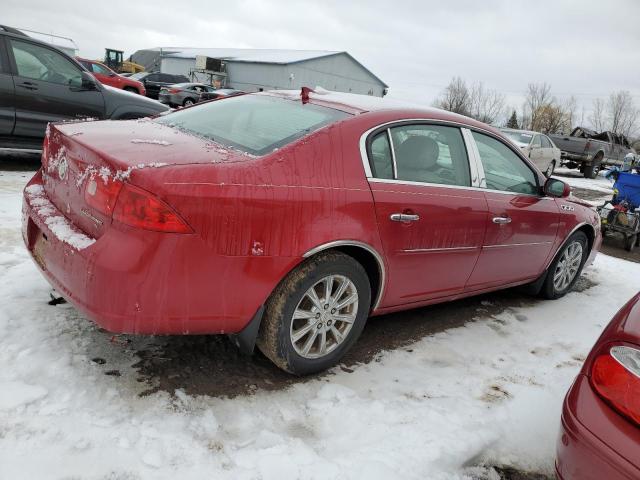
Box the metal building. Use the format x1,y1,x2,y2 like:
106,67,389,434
130,47,388,97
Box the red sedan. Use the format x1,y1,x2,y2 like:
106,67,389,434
556,293,640,479
76,58,146,96
22,89,601,374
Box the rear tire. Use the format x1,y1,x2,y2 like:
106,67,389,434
540,231,589,299
583,156,602,179
256,251,371,375
183,98,195,107
545,161,556,177
624,234,638,252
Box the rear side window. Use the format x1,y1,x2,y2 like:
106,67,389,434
369,131,394,179
156,94,350,155
472,131,538,195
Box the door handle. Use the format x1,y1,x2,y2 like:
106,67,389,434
390,213,420,222
18,82,38,90
492,216,512,225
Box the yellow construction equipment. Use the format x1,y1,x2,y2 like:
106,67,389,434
102,48,145,74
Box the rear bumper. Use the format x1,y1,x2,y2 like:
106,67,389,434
22,172,298,335
556,375,640,480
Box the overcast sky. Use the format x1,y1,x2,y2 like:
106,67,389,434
4,0,640,124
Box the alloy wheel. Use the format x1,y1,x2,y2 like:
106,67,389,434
289,274,358,359
553,241,583,292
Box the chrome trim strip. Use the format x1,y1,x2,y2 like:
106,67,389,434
302,240,386,311
0,147,42,154
368,177,548,198
387,128,398,179
484,241,553,248
401,246,479,253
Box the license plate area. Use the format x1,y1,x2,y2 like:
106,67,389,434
32,229,48,270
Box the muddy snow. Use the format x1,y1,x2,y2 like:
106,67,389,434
0,166,638,480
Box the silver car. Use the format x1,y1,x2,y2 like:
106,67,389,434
158,83,216,107
501,128,561,177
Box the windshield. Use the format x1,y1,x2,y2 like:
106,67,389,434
502,130,533,145
155,94,350,155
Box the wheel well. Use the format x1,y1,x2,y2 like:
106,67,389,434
576,224,595,253
312,245,382,309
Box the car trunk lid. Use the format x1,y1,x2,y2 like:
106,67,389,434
41,119,249,238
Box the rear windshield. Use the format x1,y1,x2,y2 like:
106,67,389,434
155,94,350,155
502,131,533,145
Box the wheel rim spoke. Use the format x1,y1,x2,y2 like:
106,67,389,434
335,292,358,310
291,322,315,342
301,330,318,356
553,241,583,292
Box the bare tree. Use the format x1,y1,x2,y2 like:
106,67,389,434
533,104,568,134
523,82,553,130
563,96,578,133
607,90,638,137
434,77,470,116
468,82,505,124
590,98,606,132
435,77,504,124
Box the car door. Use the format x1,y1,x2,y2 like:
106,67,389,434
0,36,16,135
365,122,488,306
143,73,163,98
540,134,555,169
465,131,560,290
8,38,105,138
89,62,120,88
528,134,545,169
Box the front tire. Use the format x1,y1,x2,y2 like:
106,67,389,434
540,232,589,299
183,98,195,107
256,251,371,375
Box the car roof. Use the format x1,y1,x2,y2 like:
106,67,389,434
173,82,207,87
0,25,29,36
501,128,542,136
262,89,500,132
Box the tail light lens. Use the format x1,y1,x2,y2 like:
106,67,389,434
112,183,192,233
168,88,181,94
85,177,123,216
591,345,640,426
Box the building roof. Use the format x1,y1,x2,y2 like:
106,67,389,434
154,47,338,64
148,47,388,87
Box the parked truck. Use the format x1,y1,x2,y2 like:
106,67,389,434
549,127,636,179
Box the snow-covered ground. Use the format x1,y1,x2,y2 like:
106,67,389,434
0,169,639,480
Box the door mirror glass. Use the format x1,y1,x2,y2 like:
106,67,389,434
544,178,570,198
76,71,98,91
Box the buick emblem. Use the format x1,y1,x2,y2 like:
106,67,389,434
58,158,68,181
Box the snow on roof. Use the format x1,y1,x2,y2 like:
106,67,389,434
154,47,340,65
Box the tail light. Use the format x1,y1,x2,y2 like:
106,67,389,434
168,88,182,94
112,183,193,233
591,345,640,426
585,140,591,152
85,177,123,215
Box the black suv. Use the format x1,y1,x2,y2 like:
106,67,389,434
128,72,190,99
0,26,169,151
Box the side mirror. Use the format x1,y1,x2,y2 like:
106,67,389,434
544,177,571,198
77,71,98,91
